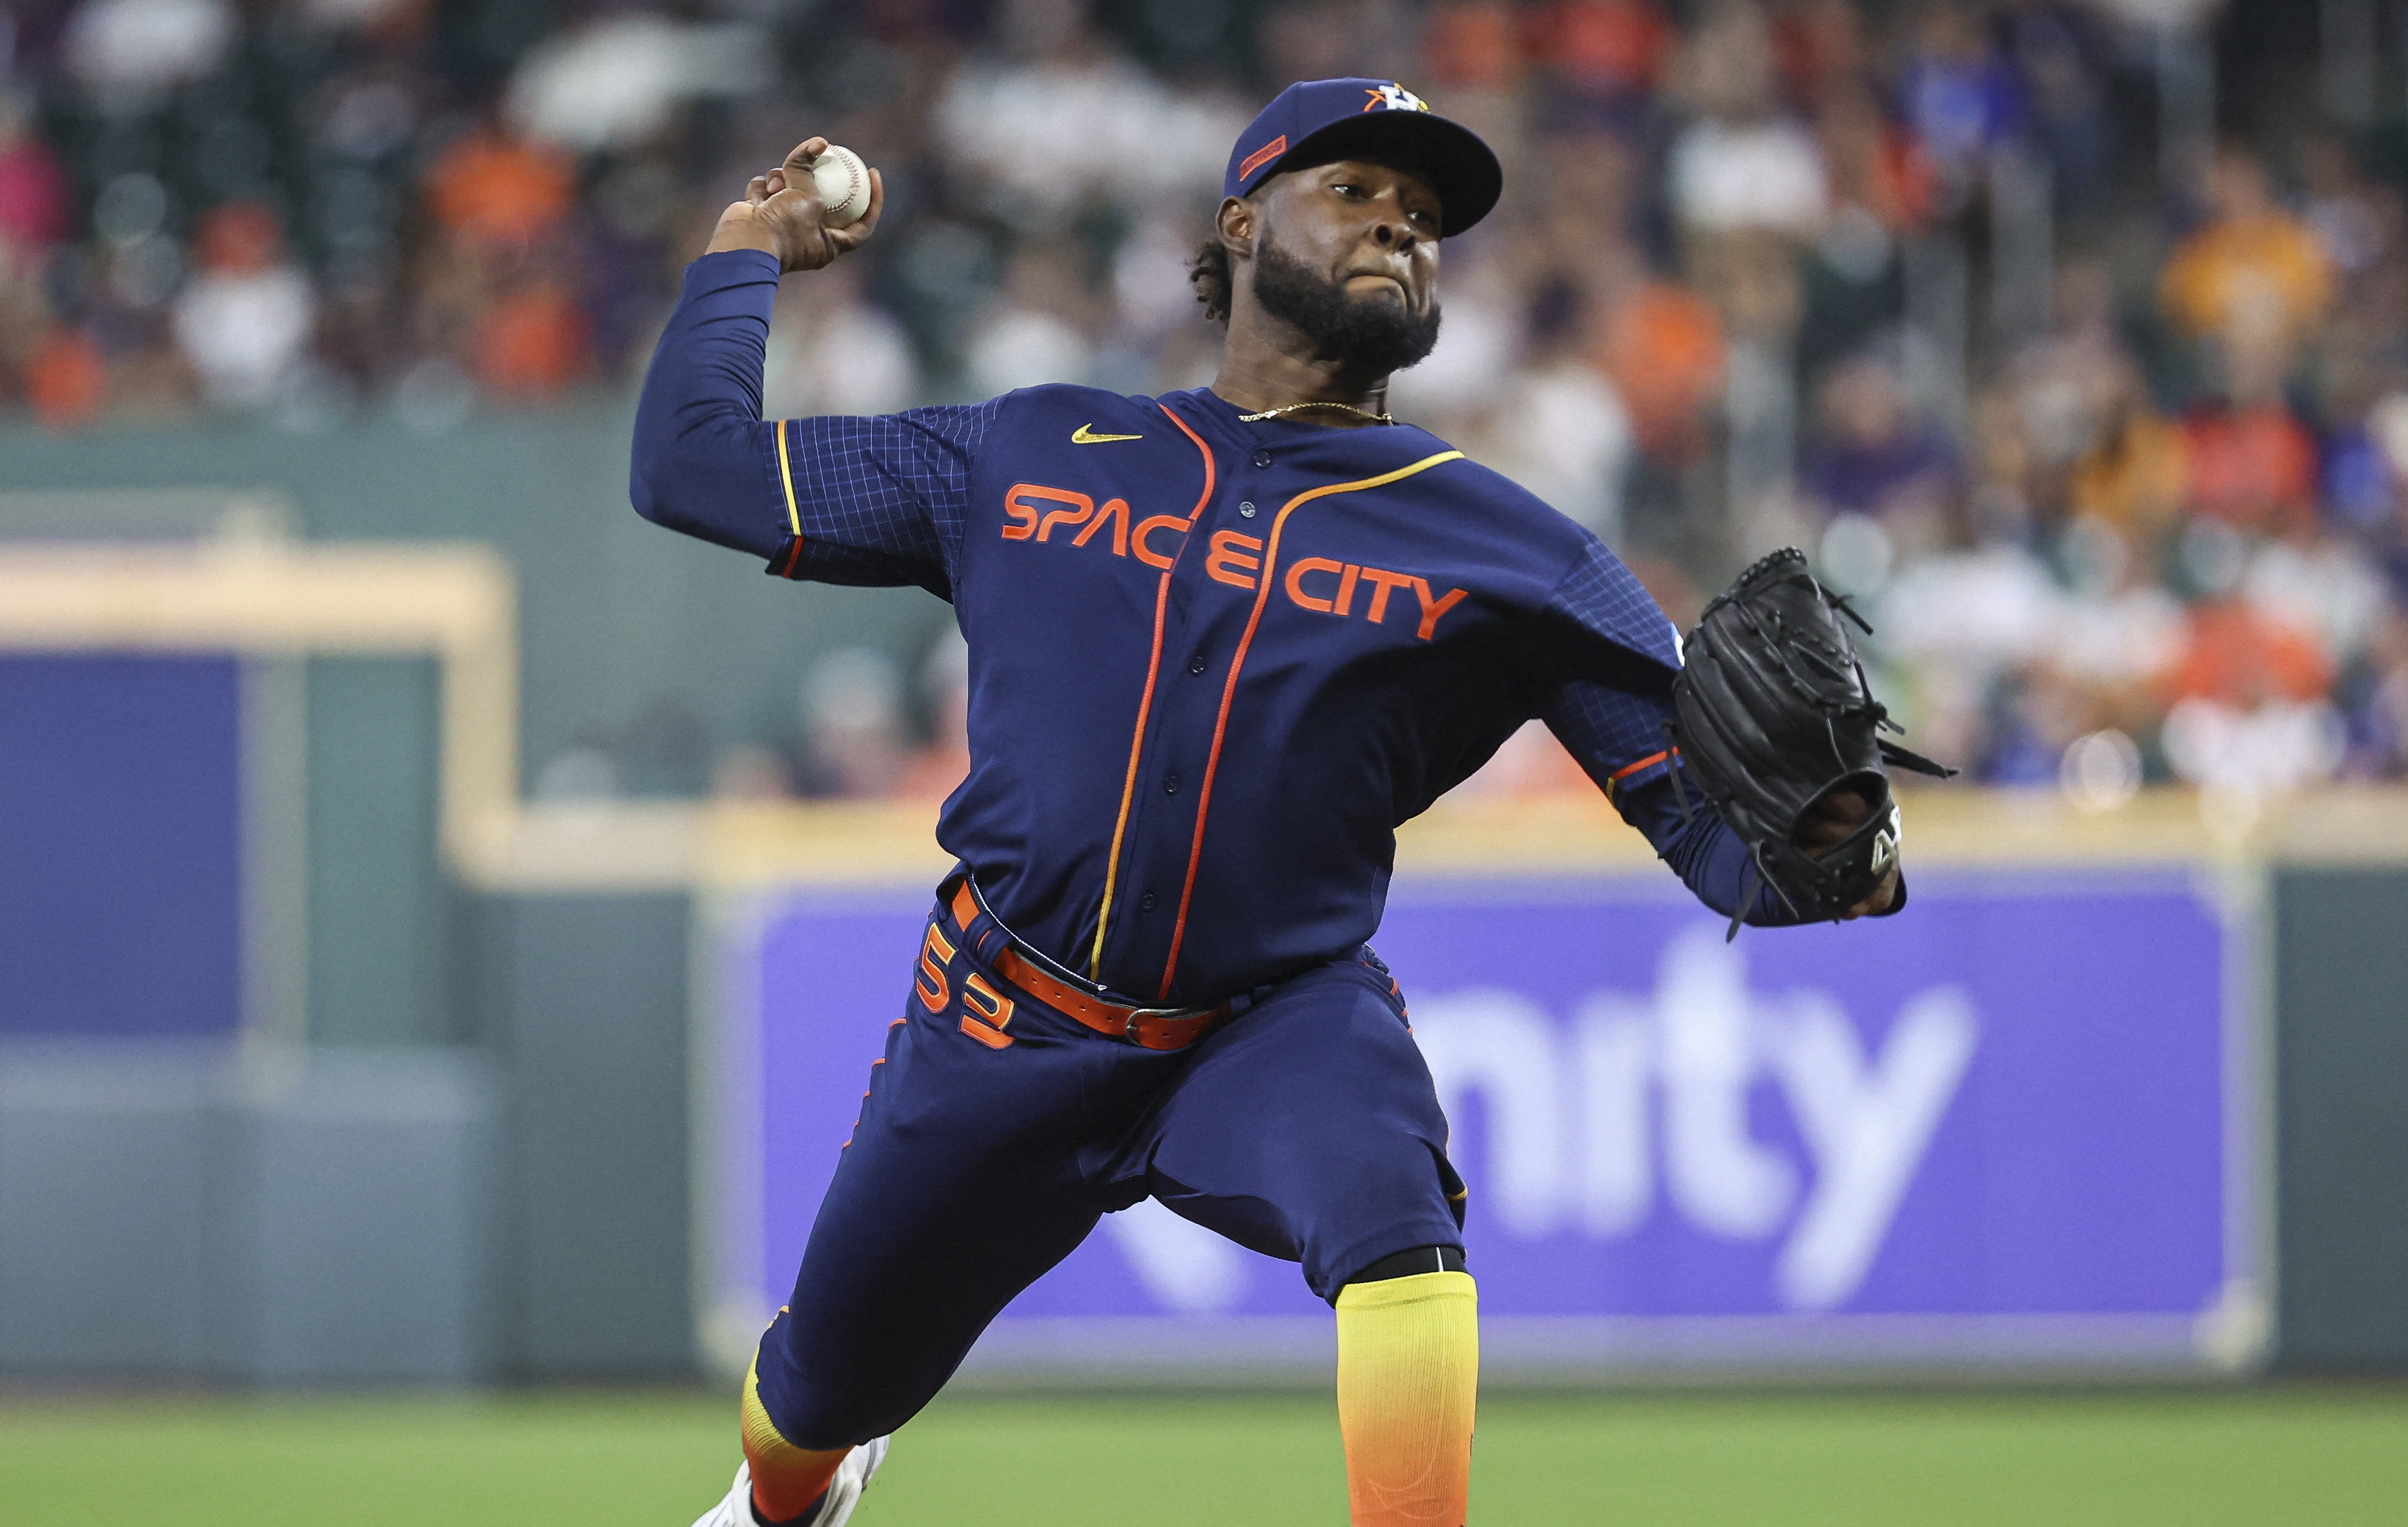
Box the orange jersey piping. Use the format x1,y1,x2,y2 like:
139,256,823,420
1157,448,1464,998
1087,402,1216,980
1601,747,1677,801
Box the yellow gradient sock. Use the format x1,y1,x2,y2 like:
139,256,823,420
1334,1269,1479,1526
740,1354,850,1524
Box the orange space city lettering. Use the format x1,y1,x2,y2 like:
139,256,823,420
1205,529,1261,588
1282,557,1468,640
1001,481,1471,641
1000,483,1130,554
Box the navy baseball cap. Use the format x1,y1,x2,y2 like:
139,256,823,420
1224,78,1503,236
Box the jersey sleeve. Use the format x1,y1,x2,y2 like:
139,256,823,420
762,405,993,597
629,249,985,599
1542,539,1684,674
1542,677,1679,798
1533,535,1686,796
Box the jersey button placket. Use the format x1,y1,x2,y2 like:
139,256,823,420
1103,423,1226,980
1139,437,1274,987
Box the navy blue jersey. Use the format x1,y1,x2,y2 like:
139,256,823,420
634,251,1791,1004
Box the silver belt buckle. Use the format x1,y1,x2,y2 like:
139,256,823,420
1123,1005,1200,1043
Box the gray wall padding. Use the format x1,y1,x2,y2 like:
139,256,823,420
0,1044,498,1382
216,1050,500,1382
475,893,695,1379
2274,866,2408,1370
0,891,696,1386
0,1047,216,1372
307,656,448,1048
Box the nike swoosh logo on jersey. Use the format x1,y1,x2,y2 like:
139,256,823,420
1071,424,1143,443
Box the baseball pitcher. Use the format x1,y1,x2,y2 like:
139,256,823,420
631,78,1926,1527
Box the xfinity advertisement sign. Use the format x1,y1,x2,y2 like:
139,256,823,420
709,870,2255,1374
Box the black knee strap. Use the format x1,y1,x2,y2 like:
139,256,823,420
1347,1244,1467,1285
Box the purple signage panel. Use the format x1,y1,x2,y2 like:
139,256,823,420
710,870,2255,1374
0,655,244,1037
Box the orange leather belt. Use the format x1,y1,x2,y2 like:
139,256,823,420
949,882,1228,1052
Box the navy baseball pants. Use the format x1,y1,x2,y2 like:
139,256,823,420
753,875,1467,1450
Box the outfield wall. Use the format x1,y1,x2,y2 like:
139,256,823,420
8,768,2403,1383
0,424,2401,1382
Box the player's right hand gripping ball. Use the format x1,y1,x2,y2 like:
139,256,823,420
1667,547,1955,938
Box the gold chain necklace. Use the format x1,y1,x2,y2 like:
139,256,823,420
1236,400,1397,425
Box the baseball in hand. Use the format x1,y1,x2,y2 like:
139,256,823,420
809,145,872,229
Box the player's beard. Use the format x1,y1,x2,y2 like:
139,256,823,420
1251,238,1442,376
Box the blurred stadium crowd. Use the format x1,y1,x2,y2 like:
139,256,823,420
2,0,2406,805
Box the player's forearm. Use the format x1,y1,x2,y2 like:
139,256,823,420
1541,686,1794,925
1617,775,1800,927
629,250,788,560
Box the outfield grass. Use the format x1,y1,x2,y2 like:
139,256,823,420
4,1386,2405,1525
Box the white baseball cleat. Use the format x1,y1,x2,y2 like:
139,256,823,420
688,1439,891,1527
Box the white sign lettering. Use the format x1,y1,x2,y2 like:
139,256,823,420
1413,925,1980,1310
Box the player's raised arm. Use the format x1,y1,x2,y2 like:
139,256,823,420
629,140,978,598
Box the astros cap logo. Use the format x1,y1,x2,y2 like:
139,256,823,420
1364,83,1430,113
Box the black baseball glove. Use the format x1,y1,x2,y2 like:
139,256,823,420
1665,547,1954,939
